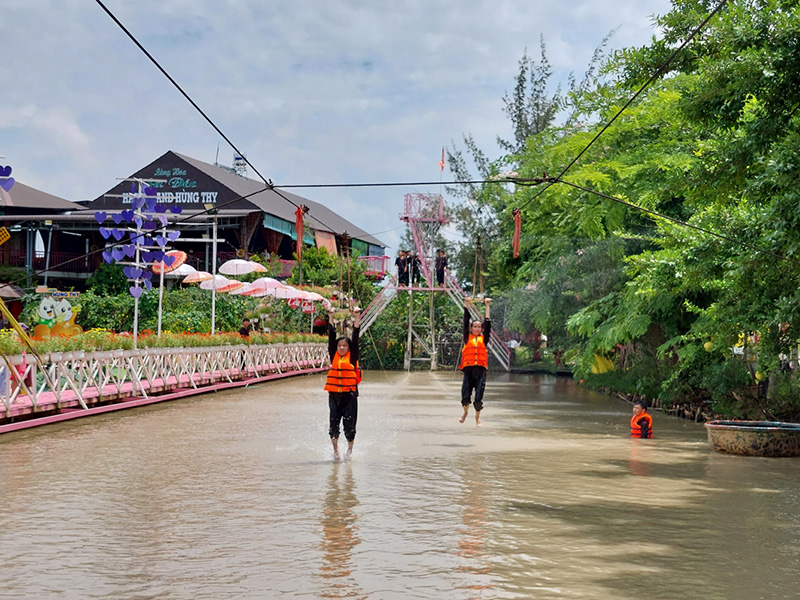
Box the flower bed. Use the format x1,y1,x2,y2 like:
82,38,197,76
0,328,326,356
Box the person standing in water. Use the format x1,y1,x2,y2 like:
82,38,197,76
459,297,491,427
630,400,653,438
325,307,362,460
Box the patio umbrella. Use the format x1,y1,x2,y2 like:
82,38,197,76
217,280,245,294
239,277,283,297
219,259,259,276
199,275,231,290
271,284,307,300
152,250,188,274
183,270,212,284
248,261,268,273
165,263,197,278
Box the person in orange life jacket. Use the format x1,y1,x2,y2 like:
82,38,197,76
631,400,653,438
325,306,361,461
459,297,491,427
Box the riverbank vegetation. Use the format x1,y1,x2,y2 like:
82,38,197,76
444,0,800,421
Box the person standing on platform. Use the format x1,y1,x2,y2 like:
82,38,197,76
630,400,653,438
396,250,409,287
459,297,490,427
325,307,362,461
435,249,448,286
410,253,421,286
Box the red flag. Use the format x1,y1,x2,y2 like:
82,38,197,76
439,146,445,171
512,209,522,258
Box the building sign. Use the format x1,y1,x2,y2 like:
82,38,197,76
87,151,252,211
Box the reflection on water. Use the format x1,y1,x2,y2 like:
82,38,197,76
456,458,494,597
0,372,798,599
318,464,365,599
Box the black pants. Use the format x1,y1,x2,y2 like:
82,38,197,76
436,270,445,285
461,366,486,411
329,391,358,441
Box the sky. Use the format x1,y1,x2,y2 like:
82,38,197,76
1,0,673,254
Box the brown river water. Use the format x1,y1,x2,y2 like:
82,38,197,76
1,372,798,599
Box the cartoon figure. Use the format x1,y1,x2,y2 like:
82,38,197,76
33,297,58,337
50,299,83,337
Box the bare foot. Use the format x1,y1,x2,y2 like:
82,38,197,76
333,452,341,462
459,406,469,424
475,412,482,428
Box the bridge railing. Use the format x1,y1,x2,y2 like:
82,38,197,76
1,342,329,423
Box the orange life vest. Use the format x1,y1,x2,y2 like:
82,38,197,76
630,412,653,438
324,351,362,392
460,334,488,370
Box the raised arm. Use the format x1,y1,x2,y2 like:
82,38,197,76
327,309,337,360
483,298,492,339
463,299,472,343
351,307,361,364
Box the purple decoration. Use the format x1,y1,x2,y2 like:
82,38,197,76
163,255,176,267
0,178,14,191
170,205,182,214
144,279,153,291
0,165,11,177
112,247,125,261
129,286,143,299
123,244,136,258
150,250,164,261
156,215,168,226
131,197,143,210
102,251,113,263
141,251,152,262
155,235,167,247
130,183,137,193
167,230,181,241
144,186,157,196
145,197,157,212
134,216,143,228
141,271,153,281
99,227,111,239
94,211,107,224
155,204,167,213
111,229,124,241
121,209,134,221
143,222,158,231
111,213,124,225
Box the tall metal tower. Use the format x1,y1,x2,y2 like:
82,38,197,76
360,193,511,371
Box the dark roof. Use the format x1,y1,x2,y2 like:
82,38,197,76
174,153,386,247
0,181,84,211
0,209,257,224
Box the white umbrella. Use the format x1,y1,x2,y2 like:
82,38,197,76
217,280,245,293
199,274,231,290
166,263,197,278
271,284,307,300
248,261,268,273
219,259,259,276
237,277,283,297
183,270,213,283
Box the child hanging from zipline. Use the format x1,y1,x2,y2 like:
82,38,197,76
325,305,362,461
459,297,491,427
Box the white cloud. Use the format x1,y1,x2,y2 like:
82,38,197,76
0,0,674,250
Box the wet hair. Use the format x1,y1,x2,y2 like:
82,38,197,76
633,400,648,410
335,336,351,350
